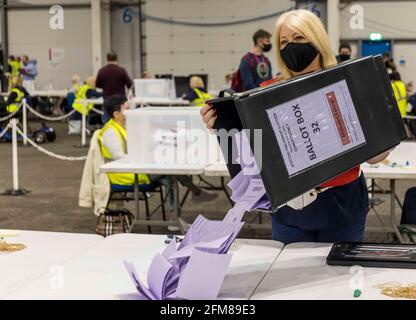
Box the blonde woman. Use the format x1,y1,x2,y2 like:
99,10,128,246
184,76,211,107
200,9,390,244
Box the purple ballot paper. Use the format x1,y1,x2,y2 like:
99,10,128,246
175,249,232,300
123,130,273,300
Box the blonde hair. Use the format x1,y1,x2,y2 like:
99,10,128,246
71,75,80,84
85,76,95,87
275,9,337,79
190,76,204,89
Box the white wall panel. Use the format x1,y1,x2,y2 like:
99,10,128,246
8,8,91,90
145,0,291,90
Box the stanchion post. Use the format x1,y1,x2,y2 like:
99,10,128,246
81,101,86,147
22,99,28,146
12,119,19,190
1,119,30,196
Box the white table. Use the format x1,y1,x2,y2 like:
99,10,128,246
1,90,68,98
0,230,102,299
100,159,208,233
252,242,416,300
203,162,229,177
133,97,190,107
2,231,283,300
361,141,416,242
31,90,68,98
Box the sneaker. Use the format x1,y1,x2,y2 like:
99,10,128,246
167,221,180,232
191,190,219,203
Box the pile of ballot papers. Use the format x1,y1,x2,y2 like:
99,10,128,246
124,214,245,300
124,139,268,300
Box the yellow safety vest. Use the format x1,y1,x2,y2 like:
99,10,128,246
192,88,212,107
392,80,407,117
10,61,21,77
72,84,93,116
7,88,24,113
72,83,80,92
98,119,151,186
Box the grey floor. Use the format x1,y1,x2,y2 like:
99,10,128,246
0,120,413,242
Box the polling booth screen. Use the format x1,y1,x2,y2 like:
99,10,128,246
210,55,406,211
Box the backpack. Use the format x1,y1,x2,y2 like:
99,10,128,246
231,53,255,93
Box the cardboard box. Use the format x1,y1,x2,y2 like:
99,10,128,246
209,55,406,211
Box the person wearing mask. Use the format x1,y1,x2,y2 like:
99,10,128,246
96,52,133,123
383,52,397,74
183,76,212,107
336,42,352,63
6,75,29,116
201,9,390,244
20,55,37,94
390,71,407,117
99,96,217,231
232,29,273,92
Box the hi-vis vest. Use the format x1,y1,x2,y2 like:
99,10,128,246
192,88,212,107
98,119,151,186
10,61,21,77
392,81,408,117
72,84,93,116
7,87,24,113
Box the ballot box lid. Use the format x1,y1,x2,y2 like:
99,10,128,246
208,55,406,211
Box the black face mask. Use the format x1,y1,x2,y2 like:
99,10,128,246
339,54,351,62
262,43,272,52
280,42,319,72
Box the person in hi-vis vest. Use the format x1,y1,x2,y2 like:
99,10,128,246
390,71,408,117
6,75,29,117
98,96,218,231
68,76,102,135
72,76,100,116
183,76,212,107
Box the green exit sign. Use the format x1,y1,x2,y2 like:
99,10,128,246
369,32,383,41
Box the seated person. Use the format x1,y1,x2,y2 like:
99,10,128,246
183,76,212,107
69,76,102,134
6,75,29,117
98,95,217,230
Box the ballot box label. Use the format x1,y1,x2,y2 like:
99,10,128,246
266,79,366,176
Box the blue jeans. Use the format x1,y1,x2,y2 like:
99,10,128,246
271,214,367,245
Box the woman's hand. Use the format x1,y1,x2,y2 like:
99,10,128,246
200,104,217,129
366,148,394,164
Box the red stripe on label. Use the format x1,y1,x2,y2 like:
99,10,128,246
326,91,350,145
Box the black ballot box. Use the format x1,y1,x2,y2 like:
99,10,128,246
208,55,406,212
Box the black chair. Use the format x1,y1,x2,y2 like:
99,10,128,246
106,182,167,234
